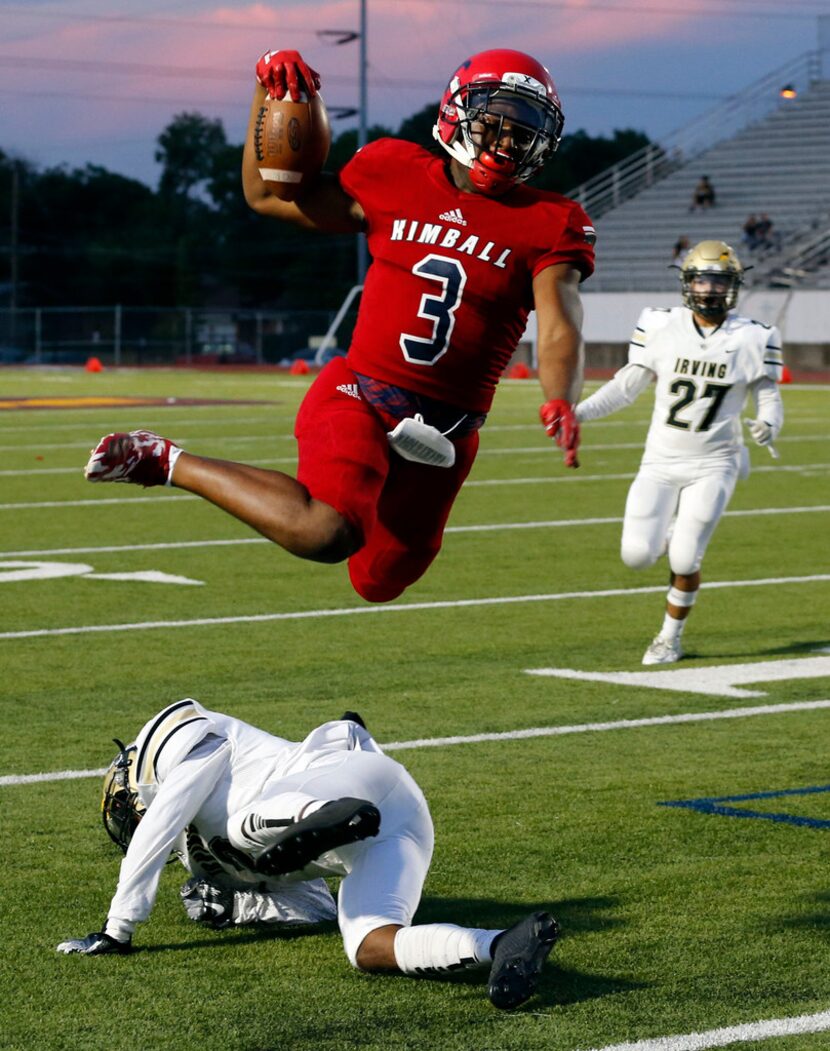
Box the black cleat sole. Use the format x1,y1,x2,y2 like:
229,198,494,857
488,911,559,1010
255,797,380,876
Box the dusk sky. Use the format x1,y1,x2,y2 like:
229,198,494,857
2,0,829,188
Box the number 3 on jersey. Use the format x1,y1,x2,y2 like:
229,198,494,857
400,254,467,365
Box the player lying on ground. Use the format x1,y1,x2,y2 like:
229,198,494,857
84,46,594,603
57,702,559,1011
574,240,784,665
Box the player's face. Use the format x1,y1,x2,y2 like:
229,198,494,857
468,94,542,168
688,272,733,321
689,273,732,296
471,114,535,158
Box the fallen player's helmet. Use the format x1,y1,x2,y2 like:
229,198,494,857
101,738,145,852
434,49,564,196
679,240,744,320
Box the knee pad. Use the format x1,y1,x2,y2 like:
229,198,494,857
667,534,703,576
621,537,658,570
348,547,437,603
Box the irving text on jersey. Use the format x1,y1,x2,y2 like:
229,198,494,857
674,358,729,379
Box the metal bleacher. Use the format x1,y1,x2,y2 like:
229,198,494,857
567,51,830,291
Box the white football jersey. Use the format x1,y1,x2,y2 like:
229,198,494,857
629,307,782,458
109,702,384,923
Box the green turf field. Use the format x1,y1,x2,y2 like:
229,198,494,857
1,366,829,1051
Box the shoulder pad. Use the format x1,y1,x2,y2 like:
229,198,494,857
134,699,216,786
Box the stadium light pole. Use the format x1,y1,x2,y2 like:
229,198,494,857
357,0,368,283
317,3,368,283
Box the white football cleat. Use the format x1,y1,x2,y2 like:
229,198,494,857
642,635,684,666
84,430,181,487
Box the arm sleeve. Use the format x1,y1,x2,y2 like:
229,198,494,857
106,735,231,933
750,375,784,438
761,326,784,382
574,363,654,422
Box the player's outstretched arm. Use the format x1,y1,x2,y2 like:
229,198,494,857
574,362,653,423
242,58,365,234
535,265,585,468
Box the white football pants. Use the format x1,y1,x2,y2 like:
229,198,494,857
620,454,740,575
227,749,434,966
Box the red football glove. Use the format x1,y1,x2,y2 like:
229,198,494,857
255,49,321,101
540,399,580,469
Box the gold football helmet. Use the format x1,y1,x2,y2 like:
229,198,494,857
101,739,145,853
679,240,744,320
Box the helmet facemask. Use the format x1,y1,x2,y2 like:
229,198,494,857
681,270,742,322
436,75,563,196
101,738,144,853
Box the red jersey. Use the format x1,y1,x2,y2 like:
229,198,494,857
339,138,594,413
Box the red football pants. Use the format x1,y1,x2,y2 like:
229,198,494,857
295,358,478,602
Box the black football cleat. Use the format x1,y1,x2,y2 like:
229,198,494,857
339,710,367,729
254,797,380,876
487,911,559,1010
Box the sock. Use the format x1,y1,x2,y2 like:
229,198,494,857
393,923,500,975
662,585,696,640
105,916,135,941
661,612,686,640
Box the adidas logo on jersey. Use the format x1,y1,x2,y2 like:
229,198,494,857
438,208,467,226
336,383,361,400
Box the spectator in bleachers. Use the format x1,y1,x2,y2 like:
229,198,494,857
671,235,690,262
755,213,779,251
689,175,716,211
741,214,759,251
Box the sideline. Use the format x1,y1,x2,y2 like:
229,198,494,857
4,698,829,787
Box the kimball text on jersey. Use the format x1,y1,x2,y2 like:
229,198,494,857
390,218,512,269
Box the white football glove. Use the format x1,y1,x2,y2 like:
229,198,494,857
744,418,780,459
745,417,774,447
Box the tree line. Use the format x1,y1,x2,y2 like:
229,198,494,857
0,104,649,311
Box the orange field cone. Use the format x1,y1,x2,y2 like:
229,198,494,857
779,365,792,384
289,359,310,375
85,356,104,372
508,362,531,379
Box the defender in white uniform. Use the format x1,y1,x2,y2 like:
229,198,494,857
57,699,558,1011
575,240,784,664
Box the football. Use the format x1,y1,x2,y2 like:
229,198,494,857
253,93,331,201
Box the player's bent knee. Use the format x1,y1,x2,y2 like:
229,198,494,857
292,507,361,564
348,549,437,603
350,576,406,603
353,924,402,971
669,554,702,577
307,522,361,564
621,539,658,570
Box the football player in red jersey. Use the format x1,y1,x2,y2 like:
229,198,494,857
85,49,595,602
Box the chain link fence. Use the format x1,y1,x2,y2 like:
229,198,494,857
0,305,359,366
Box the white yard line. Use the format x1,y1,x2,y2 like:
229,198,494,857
1,574,828,641
2,457,826,479
582,1008,830,1051
1,505,829,558
4,698,830,787
2,468,828,508
0,413,280,434
0,432,824,455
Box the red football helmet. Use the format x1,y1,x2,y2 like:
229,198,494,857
434,49,564,196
